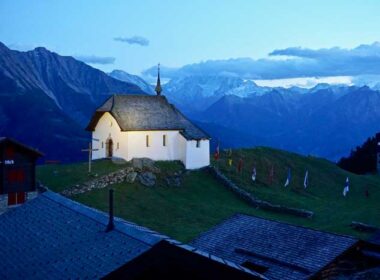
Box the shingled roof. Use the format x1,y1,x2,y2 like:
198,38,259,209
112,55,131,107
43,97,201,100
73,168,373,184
86,95,210,140
190,214,358,280
0,192,264,279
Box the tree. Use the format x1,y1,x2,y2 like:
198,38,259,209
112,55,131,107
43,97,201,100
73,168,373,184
337,136,377,174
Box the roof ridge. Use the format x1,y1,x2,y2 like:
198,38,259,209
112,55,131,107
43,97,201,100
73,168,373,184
235,213,358,240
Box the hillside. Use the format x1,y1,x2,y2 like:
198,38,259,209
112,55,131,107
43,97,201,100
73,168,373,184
0,42,145,161
37,147,380,242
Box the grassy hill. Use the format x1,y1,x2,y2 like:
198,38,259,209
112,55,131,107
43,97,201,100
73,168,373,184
37,147,380,242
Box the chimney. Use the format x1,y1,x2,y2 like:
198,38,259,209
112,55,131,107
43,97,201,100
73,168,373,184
105,189,115,232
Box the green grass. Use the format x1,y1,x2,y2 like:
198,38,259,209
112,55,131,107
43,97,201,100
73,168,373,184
36,148,380,242
36,159,129,192
216,147,380,235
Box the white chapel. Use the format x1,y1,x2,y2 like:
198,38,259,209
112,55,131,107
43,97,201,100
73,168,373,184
86,68,210,169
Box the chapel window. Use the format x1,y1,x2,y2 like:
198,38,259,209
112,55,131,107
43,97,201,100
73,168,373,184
146,135,150,147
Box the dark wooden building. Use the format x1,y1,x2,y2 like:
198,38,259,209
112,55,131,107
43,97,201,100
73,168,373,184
0,137,43,208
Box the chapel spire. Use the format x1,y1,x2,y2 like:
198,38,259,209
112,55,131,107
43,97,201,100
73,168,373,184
155,63,162,96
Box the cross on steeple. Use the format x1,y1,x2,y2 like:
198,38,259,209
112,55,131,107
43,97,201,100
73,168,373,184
155,63,162,96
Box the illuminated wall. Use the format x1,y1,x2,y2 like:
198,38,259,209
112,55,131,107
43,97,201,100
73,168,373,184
91,112,209,169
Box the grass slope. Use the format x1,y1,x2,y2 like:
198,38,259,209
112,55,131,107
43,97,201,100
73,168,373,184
216,147,380,234
37,148,380,242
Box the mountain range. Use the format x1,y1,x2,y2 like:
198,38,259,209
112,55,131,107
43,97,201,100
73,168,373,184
150,75,380,161
0,42,145,161
1,42,380,162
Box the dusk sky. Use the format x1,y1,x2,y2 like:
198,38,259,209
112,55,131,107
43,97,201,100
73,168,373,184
1,0,380,81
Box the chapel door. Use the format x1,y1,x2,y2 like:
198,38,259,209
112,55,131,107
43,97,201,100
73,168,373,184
106,138,113,158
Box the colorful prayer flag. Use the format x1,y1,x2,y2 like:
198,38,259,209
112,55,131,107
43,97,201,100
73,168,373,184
343,177,349,197
252,166,257,182
284,168,291,187
214,142,220,160
228,148,232,157
268,165,274,184
304,170,309,189
237,158,243,173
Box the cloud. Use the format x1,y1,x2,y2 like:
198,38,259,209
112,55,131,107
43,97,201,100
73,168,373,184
253,76,353,88
74,55,115,65
114,36,149,46
143,42,380,80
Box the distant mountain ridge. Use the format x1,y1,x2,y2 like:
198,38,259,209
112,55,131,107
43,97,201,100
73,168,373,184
0,42,145,161
109,69,155,95
197,85,380,160
162,75,272,113
157,74,380,160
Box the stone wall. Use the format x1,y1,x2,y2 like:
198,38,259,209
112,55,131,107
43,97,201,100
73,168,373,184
207,166,314,218
61,158,167,196
0,191,39,214
0,194,7,214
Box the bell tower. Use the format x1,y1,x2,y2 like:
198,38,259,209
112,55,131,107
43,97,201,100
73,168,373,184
155,63,162,96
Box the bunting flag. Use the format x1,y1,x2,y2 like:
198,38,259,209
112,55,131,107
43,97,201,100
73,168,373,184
268,165,274,184
304,170,309,189
228,148,232,157
284,168,291,187
237,158,243,173
343,177,350,197
214,142,220,161
252,166,257,182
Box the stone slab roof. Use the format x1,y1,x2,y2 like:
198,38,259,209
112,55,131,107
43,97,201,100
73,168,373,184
0,192,263,279
370,230,380,246
86,95,210,140
190,214,358,280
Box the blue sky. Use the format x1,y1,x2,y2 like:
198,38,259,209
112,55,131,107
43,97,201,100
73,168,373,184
1,0,380,79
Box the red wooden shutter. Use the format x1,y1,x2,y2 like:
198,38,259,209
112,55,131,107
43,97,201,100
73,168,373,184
17,192,26,204
8,193,16,205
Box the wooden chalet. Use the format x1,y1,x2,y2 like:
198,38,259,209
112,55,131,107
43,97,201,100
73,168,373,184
0,137,43,209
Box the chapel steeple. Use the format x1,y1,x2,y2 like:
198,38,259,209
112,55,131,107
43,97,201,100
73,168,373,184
155,63,162,96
